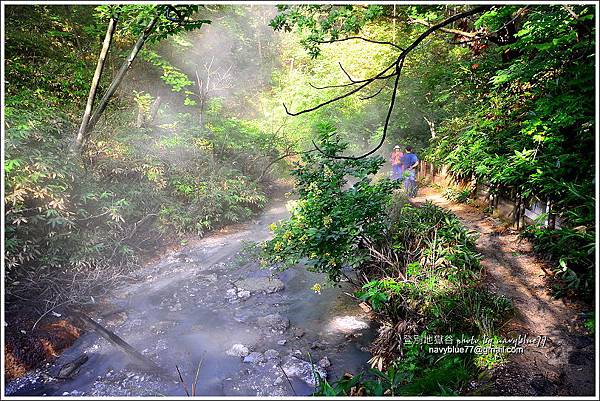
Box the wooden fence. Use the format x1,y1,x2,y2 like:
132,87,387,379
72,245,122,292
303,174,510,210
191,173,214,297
416,160,560,229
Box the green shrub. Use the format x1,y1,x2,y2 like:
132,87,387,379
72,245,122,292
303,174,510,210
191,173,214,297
442,186,472,204
521,224,594,301
356,202,511,357
159,174,266,236
317,202,511,395
425,5,595,300
261,122,400,281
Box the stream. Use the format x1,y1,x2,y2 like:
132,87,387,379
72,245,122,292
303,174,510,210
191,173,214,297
6,193,376,397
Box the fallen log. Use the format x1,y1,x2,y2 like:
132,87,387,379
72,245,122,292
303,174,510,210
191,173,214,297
57,354,89,379
68,309,174,380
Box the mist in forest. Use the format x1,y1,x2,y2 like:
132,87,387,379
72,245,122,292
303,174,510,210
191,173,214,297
113,5,288,171
153,6,281,121
179,6,279,107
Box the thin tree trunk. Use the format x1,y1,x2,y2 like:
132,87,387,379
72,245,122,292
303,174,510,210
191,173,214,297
82,14,160,148
256,29,263,62
73,17,117,152
423,115,436,139
148,95,161,125
195,69,206,129
199,100,205,129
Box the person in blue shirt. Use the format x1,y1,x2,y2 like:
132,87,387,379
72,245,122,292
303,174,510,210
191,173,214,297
402,146,419,197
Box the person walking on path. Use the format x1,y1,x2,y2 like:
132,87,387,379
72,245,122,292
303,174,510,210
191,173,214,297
402,146,419,197
390,145,404,180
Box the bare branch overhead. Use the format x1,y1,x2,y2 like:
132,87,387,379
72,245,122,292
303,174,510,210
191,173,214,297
317,36,405,51
283,5,493,160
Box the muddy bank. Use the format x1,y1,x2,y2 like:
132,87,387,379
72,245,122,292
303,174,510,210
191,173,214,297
6,194,375,396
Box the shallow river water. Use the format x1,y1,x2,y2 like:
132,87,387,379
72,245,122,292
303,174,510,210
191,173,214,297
7,194,375,397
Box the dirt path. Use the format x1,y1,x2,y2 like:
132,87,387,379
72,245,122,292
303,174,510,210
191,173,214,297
412,187,595,396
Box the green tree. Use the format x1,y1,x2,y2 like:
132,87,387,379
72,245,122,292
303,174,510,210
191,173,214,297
261,123,400,281
73,5,210,152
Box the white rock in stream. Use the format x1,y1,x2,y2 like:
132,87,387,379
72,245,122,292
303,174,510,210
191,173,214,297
243,352,265,364
281,356,327,387
226,344,250,357
327,315,369,334
318,357,331,368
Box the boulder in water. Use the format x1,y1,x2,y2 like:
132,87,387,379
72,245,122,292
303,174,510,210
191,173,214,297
281,356,326,387
235,277,284,294
243,352,265,364
226,344,250,357
264,349,280,360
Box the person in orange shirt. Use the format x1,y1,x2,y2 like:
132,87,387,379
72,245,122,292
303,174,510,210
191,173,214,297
390,145,404,180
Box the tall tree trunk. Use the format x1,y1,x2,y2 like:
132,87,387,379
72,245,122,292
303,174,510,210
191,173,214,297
73,17,117,152
256,28,263,62
148,95,161,125
80,14,160,150
199,99,205,130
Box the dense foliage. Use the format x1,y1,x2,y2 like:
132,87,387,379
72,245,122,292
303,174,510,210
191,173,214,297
4,5,285,310
425,5,595,299
3,4,595,391
357,202,511,366
268,4,595,300
261,123,400,281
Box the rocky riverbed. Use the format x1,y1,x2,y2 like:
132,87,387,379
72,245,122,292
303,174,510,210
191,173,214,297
6,196,375,397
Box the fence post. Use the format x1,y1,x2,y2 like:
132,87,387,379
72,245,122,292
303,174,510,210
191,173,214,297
495,186,500,209
514,193,520,229
548,200,556,229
